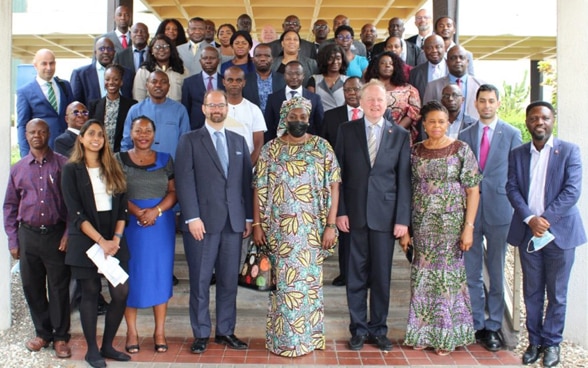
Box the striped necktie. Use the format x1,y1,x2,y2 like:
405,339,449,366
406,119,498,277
368,124,377,167
46,82,58,111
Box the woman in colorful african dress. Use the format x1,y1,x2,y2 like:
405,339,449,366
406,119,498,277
401,101,481,355
252,96,341,357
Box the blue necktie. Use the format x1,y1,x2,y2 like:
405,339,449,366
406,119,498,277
214,131,228,177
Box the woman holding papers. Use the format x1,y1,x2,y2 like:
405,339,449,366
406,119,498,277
62,119,130,368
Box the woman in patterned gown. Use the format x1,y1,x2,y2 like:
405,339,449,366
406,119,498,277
401,101,481,355
252,96,341,357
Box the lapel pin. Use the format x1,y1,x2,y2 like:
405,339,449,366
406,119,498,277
388,129,392,133
555,149,559,154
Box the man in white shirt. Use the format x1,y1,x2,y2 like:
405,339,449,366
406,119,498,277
178,17,211,76
100,5,132,54
406,9,433,49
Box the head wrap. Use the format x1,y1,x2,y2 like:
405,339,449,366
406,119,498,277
276,96,312,137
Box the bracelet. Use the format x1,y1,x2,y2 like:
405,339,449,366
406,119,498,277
465,221,475,229
252,222,262,227
157,206,163,217
114,233,123,239
326,223,337,229
96,236,103,244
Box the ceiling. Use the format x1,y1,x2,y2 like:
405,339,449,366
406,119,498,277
11,0,557,61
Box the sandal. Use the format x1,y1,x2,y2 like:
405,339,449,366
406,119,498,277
125,335,140,354
435,349,452,356
413,346,426,351
154,335,168,353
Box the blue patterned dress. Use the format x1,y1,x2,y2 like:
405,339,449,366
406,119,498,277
405,140,481,351
254,135,341,357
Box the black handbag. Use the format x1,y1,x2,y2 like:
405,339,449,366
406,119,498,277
238,241,276,291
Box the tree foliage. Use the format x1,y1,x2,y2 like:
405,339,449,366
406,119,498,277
498,71,531,142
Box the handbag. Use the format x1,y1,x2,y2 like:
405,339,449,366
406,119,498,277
238,240,276,291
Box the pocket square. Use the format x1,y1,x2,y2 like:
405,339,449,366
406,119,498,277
236,151,242,155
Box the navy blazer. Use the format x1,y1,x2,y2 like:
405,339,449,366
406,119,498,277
61,162,129,268
506,138,586,249
242,72,286,110
181,72,225,130
175,128,253,234
88,95,137,152
70,62,134,106
16,77,73,156
113,46,141,74
54,130,77,157
264,88,324,142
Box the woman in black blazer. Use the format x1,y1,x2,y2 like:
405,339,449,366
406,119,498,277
88,64,137,152
62,119,130,368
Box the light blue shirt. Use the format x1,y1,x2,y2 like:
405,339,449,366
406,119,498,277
204,123,229,161
476,118,498,161
202,72,218,90
96,63,106,97
449,73,468,104
364,117,384,152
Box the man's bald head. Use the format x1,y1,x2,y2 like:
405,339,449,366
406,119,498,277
33,49,56,82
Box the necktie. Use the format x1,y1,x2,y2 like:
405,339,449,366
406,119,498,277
121,34,128,49
290,90,297,99
352,108,360,120
479,126,490,171
368,124,377,167
138,49,145,66
46,82,58,111
456,78,462,88
214,131,228,177
207,76,214,91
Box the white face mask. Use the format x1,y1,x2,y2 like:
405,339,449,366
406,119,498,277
527,230,555,253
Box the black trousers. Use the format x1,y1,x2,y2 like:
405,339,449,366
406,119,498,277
19,224,71,342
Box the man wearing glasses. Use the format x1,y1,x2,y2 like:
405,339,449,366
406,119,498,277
406,9,433,49
54,101,90,156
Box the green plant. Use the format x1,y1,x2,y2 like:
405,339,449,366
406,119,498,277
498,72,531,142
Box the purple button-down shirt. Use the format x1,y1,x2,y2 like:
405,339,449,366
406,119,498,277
3,149,68,250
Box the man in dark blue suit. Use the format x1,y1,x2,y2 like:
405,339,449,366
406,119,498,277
16,49,73,157
242,43,285,114
70,37,133,106
181,46,225,130
175,90,252,354
506,101,586,367
264,60,324,142
54,101,88,157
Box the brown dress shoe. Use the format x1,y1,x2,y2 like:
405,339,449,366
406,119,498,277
25,336,49,352
54,340,72,358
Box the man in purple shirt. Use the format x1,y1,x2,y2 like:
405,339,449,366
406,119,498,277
3,118,71,359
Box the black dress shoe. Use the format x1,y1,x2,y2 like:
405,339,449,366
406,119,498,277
348,334,368,350
191,338,209,354
100,348,131,361
543,345,560,367
332,275,345,286
475,328,487,343
482,330,503,351
522,345,542,365
369,335,393,351
215,334,248,350
85,354,106,368
173,275,179,286
210,274,216,285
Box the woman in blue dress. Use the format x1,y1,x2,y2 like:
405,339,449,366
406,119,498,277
116,116,177,353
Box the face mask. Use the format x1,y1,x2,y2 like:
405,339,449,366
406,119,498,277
527,230,555,253
287,121,309,138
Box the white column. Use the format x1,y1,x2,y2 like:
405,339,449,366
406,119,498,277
558,0,588,347
0,0,13,330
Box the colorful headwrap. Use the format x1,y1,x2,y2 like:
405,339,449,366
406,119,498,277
276,96,313,137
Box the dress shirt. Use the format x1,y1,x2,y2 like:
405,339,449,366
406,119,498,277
364,117,384,152
3,150,68,250
115,29,131,47
446,110,464,139
96,63,107,97
399,39,408,63
449,73,469,104
285,86,303,100
427,60,447,82
202,72,218,90
133,47,147,70
36,76,61,110
526,135,554,222
67,127,80,135
348,105,363,121
476,118,497,160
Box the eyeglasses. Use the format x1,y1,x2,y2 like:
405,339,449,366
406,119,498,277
415,16,431,21
284,21,300,27
314,25,328,30
153,44,171,51
205,103,227,109
343,87,361,93
97,47,115,53
441,93,462,100
68,110,89,116
337,35,352,41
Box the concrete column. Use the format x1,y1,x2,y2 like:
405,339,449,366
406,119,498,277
529,60,543,102
0,0,13,331
558,0,588,347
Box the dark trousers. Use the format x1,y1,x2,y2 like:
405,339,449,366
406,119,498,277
338,232,349,279
19,224,71,342
346,226,395,337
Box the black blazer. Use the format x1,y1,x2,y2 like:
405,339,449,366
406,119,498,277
322,104,350,147
242,71,286,110
61,162,129,268
372,40,424,66
54,130,78,157
88,95,137,152
181,72,225,130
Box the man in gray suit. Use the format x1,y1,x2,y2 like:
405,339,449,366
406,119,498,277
175,90,252,354
408,34,447,100
177,17,211,76
100,5,132,54
114,23,149,73
459,84,522,352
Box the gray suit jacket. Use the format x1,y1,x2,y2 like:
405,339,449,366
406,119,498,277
100,31,129,54
459,119,522,226
408,61,448,101
177,41,212,76
423,74,485,119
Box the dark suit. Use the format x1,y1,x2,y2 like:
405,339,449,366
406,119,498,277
372,40,425,66
459,120,522,332
181,72,225,130
242,72,286,110
70,62,134,106
264,88,324,142
16,77,73,156
175,126,252,339
424,75,485,120
54,130,78,157
114,46,146,74
88,95,137,152
408,61,448,101
100,31,129,55
506,138,585,346
336,118,411,337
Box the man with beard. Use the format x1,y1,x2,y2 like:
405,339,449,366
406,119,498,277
70,37,134,105
372,18,425,66
100,5,132,53
175,90,252,354
408,34,448,100
406,9,433,49
360,24,378,60
434,16,475,75
121,70,190,158
439,84,475,139
114,22,149,73
54,101,89,156
242,43,285,113
182,46,226,130
178,17,211,76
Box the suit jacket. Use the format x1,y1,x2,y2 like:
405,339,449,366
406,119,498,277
100,31,130,54
264,88,324,142
88,95,137,152
175,127,253,233
269,38,316,61
423,74,485,119
70,62,134,106
16,77,73,156
319,39,367,57
54,130,77,157
61,161,129,268
271,55,318,87
113,46,146,74
177,41,212,76
506,138,586,249
335,118,411,231
322,104,350,147
181,72,225,130
408,61,448,101
242,71,286,110
459,119,522,226
372,40,425,66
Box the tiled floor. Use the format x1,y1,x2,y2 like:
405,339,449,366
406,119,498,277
67,334,522,366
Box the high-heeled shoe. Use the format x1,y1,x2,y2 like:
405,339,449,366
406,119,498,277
154,335,168,353
125,335,140,354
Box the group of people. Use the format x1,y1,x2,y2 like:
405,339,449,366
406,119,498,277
4,6,585,368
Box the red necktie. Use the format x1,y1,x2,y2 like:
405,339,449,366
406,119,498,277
352,108,360,120
207,76,213,91
121,34,128,49
456,78,462,88
479,126,490,171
